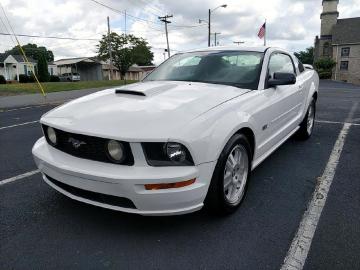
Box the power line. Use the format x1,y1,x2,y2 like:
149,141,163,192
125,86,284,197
88,0,209,35
137,0,164,15
0,2,46,96
0,32,100,41
88,0,164,34
88,0,160,26
168,23,207,29
131,0,161,18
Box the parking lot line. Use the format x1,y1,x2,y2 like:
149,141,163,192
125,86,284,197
0,102,64,113
281,102,358,270
0,120,39,130
0,170,40,186
316,119,360,126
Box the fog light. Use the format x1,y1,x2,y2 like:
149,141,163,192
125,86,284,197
107,140,125,163
144,179,196,190
47,127,57,145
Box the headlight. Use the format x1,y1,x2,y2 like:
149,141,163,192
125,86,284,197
142,142,194,166
166,142,186,162
47,127,57,145
107,140,125,163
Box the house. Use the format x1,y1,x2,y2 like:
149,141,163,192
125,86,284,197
98,60,155,81
125,65,156,80
53,56,156,81
0,53,37,81
126,65,145,80
314,0,360,84
54,57,103,81
98,60,121,80
48,62,58,76
137,65,156,77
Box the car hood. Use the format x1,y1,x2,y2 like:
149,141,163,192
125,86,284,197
41,81,250,141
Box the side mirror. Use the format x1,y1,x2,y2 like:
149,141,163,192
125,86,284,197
268,72,296,87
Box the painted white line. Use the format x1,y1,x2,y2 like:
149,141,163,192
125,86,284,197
0,120,39,130
1,101,64,113
281,102,358,270
2,104,49,112
281,123,351,270
0,170,40,186
316,120,360,126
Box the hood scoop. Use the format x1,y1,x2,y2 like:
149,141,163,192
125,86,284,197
115,89,146,96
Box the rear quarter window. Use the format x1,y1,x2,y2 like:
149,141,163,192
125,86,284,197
295,57,305,73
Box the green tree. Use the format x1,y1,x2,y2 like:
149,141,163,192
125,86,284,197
37,53,50,82
314,57,336,79
294,47,314,65
5,43,54,62
97,33,154,78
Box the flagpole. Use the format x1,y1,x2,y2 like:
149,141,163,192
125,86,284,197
264,19,266,46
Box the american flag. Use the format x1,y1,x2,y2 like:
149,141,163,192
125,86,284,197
258,22,266,39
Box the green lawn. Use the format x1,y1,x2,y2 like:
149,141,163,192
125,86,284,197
0,80,137,96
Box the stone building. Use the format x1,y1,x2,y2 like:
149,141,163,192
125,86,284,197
314,0,360,84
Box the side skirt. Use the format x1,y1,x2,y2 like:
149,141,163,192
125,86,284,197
251,126,300,170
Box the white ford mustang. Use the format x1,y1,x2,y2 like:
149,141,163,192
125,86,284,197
32,46,319,216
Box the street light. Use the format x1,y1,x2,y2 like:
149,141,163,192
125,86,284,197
199,4,227,47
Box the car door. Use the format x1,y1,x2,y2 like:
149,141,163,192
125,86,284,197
254,52,304,158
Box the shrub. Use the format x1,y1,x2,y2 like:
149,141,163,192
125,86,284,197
49,75,60,82
27,73,35,83
0,75,6,84
37,53,50,82
19,74,28,83
314,58,336,70
314,57,336,79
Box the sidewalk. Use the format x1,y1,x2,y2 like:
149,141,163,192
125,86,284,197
0,87,110,109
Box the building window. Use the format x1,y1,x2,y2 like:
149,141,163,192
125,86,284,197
340,61,349,70
341,47,350,57
323,42,330,57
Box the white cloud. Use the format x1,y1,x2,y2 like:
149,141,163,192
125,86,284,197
0,0,358,64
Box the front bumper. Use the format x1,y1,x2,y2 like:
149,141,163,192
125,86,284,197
32,137,216,216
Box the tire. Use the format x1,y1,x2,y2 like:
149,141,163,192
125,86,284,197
205,133,252,215
297,98,316,140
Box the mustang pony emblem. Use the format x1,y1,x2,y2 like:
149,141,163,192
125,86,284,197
68,137,86,149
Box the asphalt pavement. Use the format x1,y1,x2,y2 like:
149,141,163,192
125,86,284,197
0,80,359,270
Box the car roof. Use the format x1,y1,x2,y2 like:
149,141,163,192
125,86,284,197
183,46,270,53
182,46,292,55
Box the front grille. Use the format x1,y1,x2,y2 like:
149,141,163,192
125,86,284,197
42,125,134,165
45,175,136,209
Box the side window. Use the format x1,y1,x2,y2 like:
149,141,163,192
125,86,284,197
323,42,330,57
268,53,295,79
341,47,350,57
294,57,305,73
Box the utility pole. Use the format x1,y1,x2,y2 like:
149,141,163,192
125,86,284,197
233,41,245,46
208,9,211,47
158,15,173,58
107,16,113,80
213,32,221,46
124,10,127,36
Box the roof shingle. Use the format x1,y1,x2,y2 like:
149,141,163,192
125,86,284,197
333,17,360,44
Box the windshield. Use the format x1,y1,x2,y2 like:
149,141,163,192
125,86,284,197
144,50,264,90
